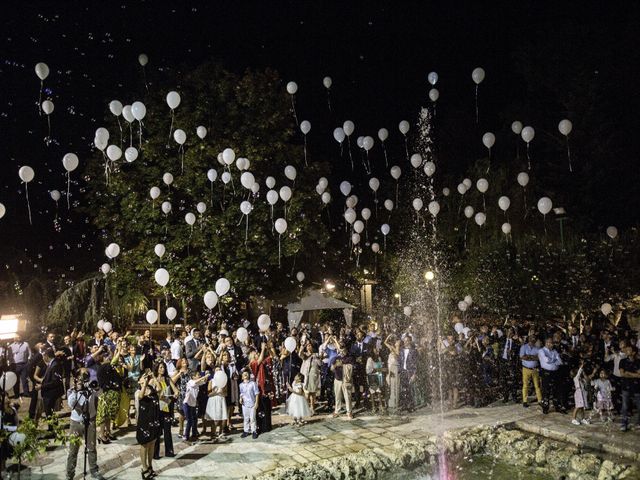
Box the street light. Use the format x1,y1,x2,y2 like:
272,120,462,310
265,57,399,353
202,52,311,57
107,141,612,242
324,281,336,292
394,293,402,306
424,271,435,282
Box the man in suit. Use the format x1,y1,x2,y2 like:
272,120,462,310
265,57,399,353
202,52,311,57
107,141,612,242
349,329,368,408
185,328,203,371
399,336,418,411
498,329,521,403
40,348,65,418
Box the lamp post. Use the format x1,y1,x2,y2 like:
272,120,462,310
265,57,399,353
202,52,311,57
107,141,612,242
554,207,568,250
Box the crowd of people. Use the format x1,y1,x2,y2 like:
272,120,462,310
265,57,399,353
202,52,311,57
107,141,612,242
0,312,638,479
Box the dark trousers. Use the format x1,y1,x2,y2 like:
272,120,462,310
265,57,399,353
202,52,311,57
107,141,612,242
183,404,198,439
621,390,640,428
321,365,334,409
28,389,39,419
399,370,414,410
13,363,29,397
43,394,59,418
540,369,563,412
257,395,272,433
154,410,174,457
498,360,519,401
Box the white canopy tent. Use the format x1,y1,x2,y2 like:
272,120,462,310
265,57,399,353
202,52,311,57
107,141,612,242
286,289,355,329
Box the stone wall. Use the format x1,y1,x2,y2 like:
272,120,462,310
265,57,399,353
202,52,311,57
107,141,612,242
251,426,640,480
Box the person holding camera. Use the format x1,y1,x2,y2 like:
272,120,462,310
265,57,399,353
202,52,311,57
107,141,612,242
66,369,104,480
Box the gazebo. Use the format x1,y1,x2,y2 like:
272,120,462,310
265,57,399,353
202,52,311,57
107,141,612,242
286,289,356,329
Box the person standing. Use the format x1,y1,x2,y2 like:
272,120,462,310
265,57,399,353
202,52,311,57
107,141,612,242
299,342,321,415
152,362,178,458
40,348,64,418
137,371,161,479
619,345,640,432
519,335,542,408
349,329,368,408
384,335,401,413
399,337,418,412
330,344,354,419
498,330,520,403
538,337,565,414
96,356,123,443
185,329,203,371
239,370,260,439
9,335,31,398
66,370,104,480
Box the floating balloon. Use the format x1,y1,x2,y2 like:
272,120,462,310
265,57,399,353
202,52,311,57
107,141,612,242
398,120,410,135
501,222,512,235
103,322,113,333
384,200,394,211
154,244,165,258
410,154,423,169
601,303,612,316
300,121,311,135
296,271,305,282
371,243,380,253
35,62,49,80
240,172,255,190
339,181,351,197
236,327,249,343
474,212,486,226
284,165,297,181
537,197,552,216
429,88,439,102
222,148,235,165
498,196,511,211
284,337,297,353
125,147,138,163
521,126,535,143
122,105,134,123
457,184,467,195
463,178,472,189
381,224,390,235
378,128,389,142
423,161,436,177
458,301,468,312
279,186,292,202
197,202,207,214
185,213,196,225
106,145,122,162
464,206,474,219
240,201,253,215
50,190,61,202
362,136,374,151
106,243,120,258
166,91,181,110
166,307,177,321
237,158,250,172
476,178,489,193
412,198,423,211
343,121,355,136
204,291,219,309
221,172,231,184
368,178,380,192
257,314,271,331
361,208,371,221
146,310,158,325
286,81,298,95
344,208,356,224
131,101,146,121
454,322,465,334
19,165,35,183
62,153,79,172
321,192,331,204
161,201,172,214
511,121,523,135
482,132,495,150
333,127,346,144
464,295,473,306
442,188,450,196
42,100,54,115
323,77,332,89
97,320,105,330
267,190,279,206
197,126,207,139
150,187,161,200
163,173,174,186
138,54,149,66
606,226,618,239
155,268,169,287
471,67,485,84
428,72,438,85
173,129,186,145
404,306,413,317
0,203,5,219
266,176,276,189
428,201,440,217
390,166,401,180
558,119,573,136
517,172,529,187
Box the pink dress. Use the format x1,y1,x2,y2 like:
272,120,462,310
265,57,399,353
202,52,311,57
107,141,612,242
573,366,588,409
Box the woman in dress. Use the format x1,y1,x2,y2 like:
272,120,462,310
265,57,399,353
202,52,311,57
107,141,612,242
300,342,322,415
199,349,216,436
366,344,386,414
384,335,401,413
111,340,131,429
137,370,161,479
124,344,145,425
171,358,190,438
153,362,178,459
249,341,276,433
219,350,239,432
96,356,123,443
205,366,229,440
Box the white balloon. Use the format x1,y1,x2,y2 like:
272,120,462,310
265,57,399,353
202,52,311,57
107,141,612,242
442,187,450,196
266,176,276,189
318,177,328,190
371,243,380,253
343,121,355,136
221,172,231,184
378,128,389,142
352,233,361,245
197,202,207,214
215,278,231,296
472,67,485,84
362,136,374,151
333,127,346,144
464,295,473,306
240,172,255,190
457,184,467,195
222,148,235,165
511,121,523,135
345,196,356,209
601,303,612,316
521,126,535,143
353,220,364,233
257,314,271,331
275,218,287,234
240,201,253,215
498,196,511,211
131,101,146,121
284,336,297,353
166,307,177,321
390,166,401,180
300,121,311,135
476,178,489,193
166,91,181,110
236,327,249,342
356,136,365,150
35,62,49,80
266,190,279,205
501,222,512,234
286,81,298,95
315,185,325,196
163,173,174,186
125,147,138,163
155,268,169,287
150,187,161,200
463,178,472,189
62,153,79,172
410,153,423,169
173,129,186,145
428,201,440,217
109,100,123,116
154,244,166,258
94,137,107,151
161,201,172,214
404,306,413,317
464,206,474,219
185,213,196,225
284,165,297,181
41,100,54,115
323,76,332,89
606,226,618,239
412,198,423,211
213,370,228,389
97,320,105,330
50,190,61,202
122,105,134,123
537,197,552,215
279,186,292,202
482,132,495,149
458,301,468,312
138,53,149,66
102,321,113,333
95,127,109,144
204,291,219,309
423,161,436,177
217,153,225,166
384,199,394,211
429,88,440,102
344,208,356,224
0,203,7,219
101,263,110,275
197,126,208,139
517,172,529,187
398,120,410,135
106,145,122,162
381,224,390,236
296,271,305,282
428,71,438,85
361,208,371,221
558,119,573,136
454,322,465,334
368,177,380,192
339,181,351,197
474,212,486,226
321,192,331,204
146,310,158,325
207,169,218,183
107,243,120,258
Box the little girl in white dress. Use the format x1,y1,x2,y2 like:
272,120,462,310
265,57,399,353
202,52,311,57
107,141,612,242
205,368,228,440
286,374,312,426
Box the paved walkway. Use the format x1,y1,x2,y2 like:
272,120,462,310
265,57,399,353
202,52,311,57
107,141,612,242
11,402,640,479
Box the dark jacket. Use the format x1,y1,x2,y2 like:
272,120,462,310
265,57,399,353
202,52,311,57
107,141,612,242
41,358,64,400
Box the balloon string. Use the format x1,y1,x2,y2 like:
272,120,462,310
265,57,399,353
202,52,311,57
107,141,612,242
395,182,399,209
142,65,149,93
25,182,32,225
527,143,531,170
139,120,143,150
475,84,479,124
129,123,133,148
523,187,528,219
210,181,214,207
382,143,388,168
303,135,308,166
38,80,43,116
404,137,409,161
271,205,274,233
278,235,282,268
180,145,185,174
347,138,353,170
327,90,332,112
245,215,249,246
46,116,51,146
567,137,572,172
482,194,486,212
374,192,378,219
66,172,71,210
290,95,299,126
486,148,491,174
117,117,123,149
167,110,174,148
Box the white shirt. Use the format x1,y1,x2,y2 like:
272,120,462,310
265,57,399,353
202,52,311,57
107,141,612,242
164,359,176,376
403,348,410,370
604,351,627,377
170,339,182,360
538,347,562,371
502,338,514,360
183,379,200,407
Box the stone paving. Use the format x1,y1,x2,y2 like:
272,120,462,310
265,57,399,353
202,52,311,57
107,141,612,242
9,402,640,479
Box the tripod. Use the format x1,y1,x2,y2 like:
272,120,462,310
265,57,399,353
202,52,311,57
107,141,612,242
69,385,95,480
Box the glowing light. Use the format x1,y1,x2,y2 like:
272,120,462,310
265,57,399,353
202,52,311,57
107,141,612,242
425,271,435,281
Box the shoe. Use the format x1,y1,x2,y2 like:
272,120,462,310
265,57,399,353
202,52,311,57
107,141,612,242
252,432,258,439
241,432,250,438
97,437,111,444
153,455,160,460
522,403,529,408
165,452,176,457
571,419,581,426
224,426,230,434
581,419,590,425
620,425,628,432
90,472,105,480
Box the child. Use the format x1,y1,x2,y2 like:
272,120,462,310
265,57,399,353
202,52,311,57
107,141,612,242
286,373,312,426
366,348,386,414
205,367,229,441
239,370,260,439
183,370,209,441
571,362,590,426
591,369,615,423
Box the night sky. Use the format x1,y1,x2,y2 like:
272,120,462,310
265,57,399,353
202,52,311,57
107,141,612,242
1,1,639,278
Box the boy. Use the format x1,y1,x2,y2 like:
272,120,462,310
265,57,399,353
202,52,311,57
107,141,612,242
239,370,260,439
